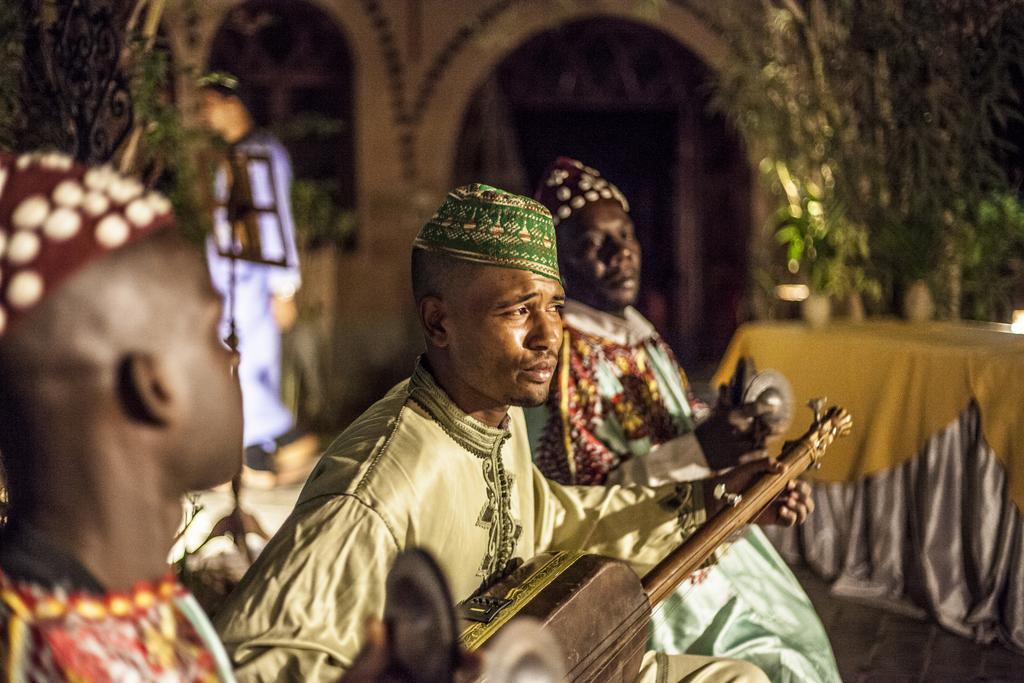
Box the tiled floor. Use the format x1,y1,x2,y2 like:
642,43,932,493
791,565,1024,682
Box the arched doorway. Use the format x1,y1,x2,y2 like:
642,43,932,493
207,1,356,429
208,0,355,214
454,18,751,366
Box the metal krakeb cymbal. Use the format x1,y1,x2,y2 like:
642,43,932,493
728,356,796,437
743,368,796,436
384,549,459,682
481,618,567,683
384,549,566,683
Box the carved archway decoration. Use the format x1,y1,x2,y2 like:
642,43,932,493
18,0,135,163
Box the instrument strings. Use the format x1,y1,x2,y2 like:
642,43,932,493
645,408,849,636
645,529,745,635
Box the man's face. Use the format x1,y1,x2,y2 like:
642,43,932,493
198,90,233,139
444,266,565,410
560,199,641,312
159,240,243,489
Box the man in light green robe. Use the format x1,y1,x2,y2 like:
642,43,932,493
215,184,778,682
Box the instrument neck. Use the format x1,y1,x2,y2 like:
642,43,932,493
641,430,822,605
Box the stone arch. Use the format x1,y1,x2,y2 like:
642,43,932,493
433,10,752,362
164,0,413,205
413,2,729,191
207,0,357,209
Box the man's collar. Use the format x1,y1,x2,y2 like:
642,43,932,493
562,299,656,346
409,359,509,458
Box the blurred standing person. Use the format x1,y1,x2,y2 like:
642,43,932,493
199,77,316,488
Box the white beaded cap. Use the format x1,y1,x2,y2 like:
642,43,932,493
44,207,82,242
52,179,85,208
95,214,130,248
125,198,154,227
83,166,116,192
6,232,41,265
6,271,44,309
12,195,50,231
83,191,110,217
107,177,143,205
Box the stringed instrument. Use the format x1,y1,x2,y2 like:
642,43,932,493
459,402,853,682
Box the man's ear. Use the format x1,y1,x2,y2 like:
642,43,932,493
118,353,179,426
418,296,452,349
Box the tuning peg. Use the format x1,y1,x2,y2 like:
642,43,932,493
807,397,827,423
713,483,743,507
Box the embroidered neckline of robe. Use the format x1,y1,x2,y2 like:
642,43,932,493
215,359,706,681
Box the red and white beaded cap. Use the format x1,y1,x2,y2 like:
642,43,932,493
533,157,630,228
0,150,175,337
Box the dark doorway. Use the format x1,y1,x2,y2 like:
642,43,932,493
513,109,681,341
454,18,751,365
208,0,355,212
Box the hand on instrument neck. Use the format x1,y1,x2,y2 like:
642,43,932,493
701,457,814,527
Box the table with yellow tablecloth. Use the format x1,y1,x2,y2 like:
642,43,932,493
712,320,1024,652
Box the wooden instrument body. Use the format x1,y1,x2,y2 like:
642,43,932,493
459,407,852,682
460,552,649,682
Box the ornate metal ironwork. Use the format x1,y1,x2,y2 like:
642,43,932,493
18,0,134,163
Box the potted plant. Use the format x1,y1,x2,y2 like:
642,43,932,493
709,1,1024,321
770,161,879,327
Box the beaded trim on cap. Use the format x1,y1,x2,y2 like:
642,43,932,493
413,183,560,282
534,157,630,227
0,151,174,338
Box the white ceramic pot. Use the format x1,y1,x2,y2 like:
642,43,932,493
904,280,935,322
801,293,832,329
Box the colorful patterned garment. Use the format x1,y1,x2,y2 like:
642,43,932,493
0,527,235,682
532,302,707,485
526,300,842,683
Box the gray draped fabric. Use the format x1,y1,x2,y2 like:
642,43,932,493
764,401,1024,654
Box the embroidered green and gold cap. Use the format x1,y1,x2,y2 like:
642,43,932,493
413,184,560,282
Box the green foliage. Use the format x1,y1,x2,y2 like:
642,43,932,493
127,38,217,246
290,179,355,249
959,192,1024,321
771,160,879,299
710,0,1024,318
